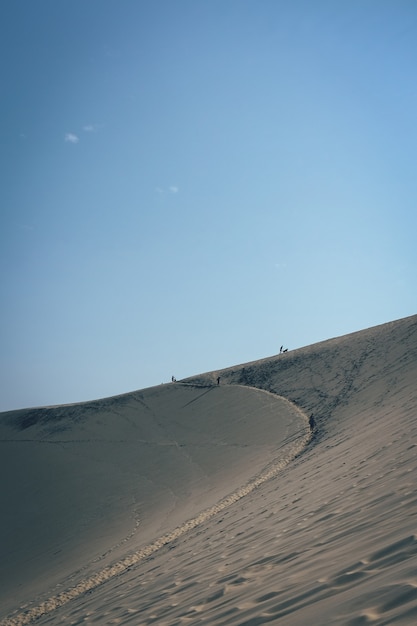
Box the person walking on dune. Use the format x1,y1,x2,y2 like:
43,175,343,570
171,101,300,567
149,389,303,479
217,376,220,385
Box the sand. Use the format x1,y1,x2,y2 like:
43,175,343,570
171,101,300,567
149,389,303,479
0,314,416,625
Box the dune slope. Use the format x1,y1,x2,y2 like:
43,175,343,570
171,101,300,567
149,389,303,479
0,384,308,621
1,314,416,625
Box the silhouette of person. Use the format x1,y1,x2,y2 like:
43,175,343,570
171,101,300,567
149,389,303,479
280,345,283,353
217,376,220,385
171,376,176,382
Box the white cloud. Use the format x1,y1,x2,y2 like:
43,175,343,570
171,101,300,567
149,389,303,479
83,124,103,133
65,133,79,144
155,186,179,195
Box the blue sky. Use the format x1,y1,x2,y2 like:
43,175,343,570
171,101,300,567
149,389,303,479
1,0,416,411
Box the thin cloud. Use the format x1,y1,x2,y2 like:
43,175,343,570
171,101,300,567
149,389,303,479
64,133,79,144
155,186,179,195
83,124,102,133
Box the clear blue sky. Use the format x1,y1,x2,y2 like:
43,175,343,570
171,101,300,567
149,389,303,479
1,0,416,411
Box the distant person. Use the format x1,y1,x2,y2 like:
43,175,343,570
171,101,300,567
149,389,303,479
309,414,316,430
171,376,176,382
217,376,220,385
283,348,288,353
280,345,283,353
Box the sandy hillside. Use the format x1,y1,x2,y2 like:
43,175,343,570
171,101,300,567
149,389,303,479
0,381,308,620
1,314,416,625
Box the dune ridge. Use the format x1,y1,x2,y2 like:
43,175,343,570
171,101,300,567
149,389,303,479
1,314,416,625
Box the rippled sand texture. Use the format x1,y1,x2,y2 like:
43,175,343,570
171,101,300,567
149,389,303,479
1,314,416,625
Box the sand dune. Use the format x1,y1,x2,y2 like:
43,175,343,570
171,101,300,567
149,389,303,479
0,383,309,620
1,314,416,625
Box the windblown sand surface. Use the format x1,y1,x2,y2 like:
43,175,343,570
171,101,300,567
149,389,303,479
1,314,416,625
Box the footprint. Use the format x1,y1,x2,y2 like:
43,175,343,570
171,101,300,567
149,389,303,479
379,582,417,613
368,535,417,567
330,570,368,587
